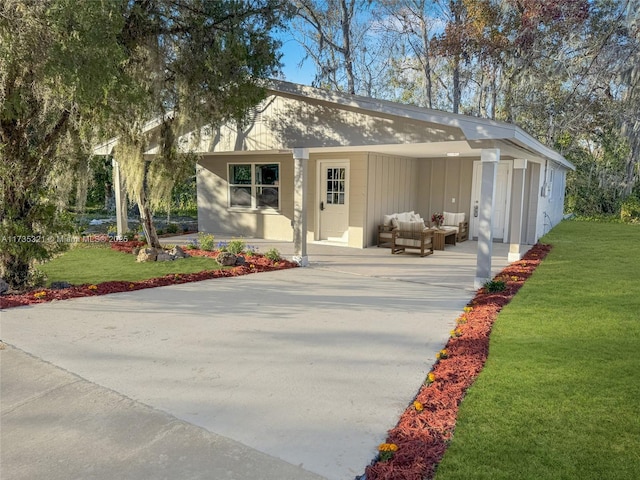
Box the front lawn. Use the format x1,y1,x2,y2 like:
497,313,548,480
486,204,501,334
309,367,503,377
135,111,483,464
39,243,222,285
433,221,640,480
0,241,296,309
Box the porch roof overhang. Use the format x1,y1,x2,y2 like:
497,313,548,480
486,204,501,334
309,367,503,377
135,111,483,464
266,80,575,171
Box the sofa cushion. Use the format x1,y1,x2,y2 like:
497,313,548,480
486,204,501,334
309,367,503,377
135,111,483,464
397,220,426,235
396,211,413,222
383,214,396,226
395,237,431,248
443,211,465,226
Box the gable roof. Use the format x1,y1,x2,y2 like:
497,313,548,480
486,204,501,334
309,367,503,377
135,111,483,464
95,80,573,171
267,80,574,170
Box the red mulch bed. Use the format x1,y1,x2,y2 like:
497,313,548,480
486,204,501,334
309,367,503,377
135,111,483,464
0,241,297,310
364,243,552,480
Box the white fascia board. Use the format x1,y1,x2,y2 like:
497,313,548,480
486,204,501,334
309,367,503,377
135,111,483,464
268,80,509,133
512,128,575,170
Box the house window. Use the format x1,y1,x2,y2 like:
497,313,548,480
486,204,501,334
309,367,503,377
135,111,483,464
326,167,346,205
228,163,279,209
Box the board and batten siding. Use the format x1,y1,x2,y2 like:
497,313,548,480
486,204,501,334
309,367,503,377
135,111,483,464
183,93,466,155
417,157,474,227
365,153,419,247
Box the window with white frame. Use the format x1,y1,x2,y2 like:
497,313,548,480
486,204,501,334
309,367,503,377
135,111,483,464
228,163,280,209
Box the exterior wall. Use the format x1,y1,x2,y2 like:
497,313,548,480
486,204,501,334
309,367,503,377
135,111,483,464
523,162,540,244
416,157,474,228
365,153,419,246
311,152,368,247
183,93,466,155
197,151,370,247
544,162,567,229
197,154,295,241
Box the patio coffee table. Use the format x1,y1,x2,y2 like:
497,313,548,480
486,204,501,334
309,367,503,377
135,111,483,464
433,229,457,250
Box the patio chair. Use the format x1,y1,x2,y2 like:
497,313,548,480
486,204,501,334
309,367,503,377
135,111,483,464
391,221,434,257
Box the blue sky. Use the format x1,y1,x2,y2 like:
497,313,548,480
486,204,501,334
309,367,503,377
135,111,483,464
275,31,315,85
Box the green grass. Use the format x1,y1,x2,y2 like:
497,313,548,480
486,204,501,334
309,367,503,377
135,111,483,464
435,220,640,480
39,244,222,286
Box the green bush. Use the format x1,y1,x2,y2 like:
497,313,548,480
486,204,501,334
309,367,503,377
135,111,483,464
483,279,506,293
198,232,215,251
264,248,281,261
620,196,640,223
227,239,246,254
29,268,48,288
166,223,179,234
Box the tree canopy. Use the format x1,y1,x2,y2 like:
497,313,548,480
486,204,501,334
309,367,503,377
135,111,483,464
292,0,640,214
0,0,290,289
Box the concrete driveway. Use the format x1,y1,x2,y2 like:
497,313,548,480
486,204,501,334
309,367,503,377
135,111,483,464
1,240,514,480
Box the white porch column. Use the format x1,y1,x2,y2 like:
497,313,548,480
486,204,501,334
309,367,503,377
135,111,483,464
292,148,309,266
508,159,528,262
475,148,500,289
112,158,128,237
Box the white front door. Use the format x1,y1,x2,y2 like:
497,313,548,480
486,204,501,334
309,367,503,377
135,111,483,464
470,160,512,242
319,161,349,242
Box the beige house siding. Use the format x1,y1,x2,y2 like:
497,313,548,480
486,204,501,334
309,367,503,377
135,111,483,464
524,162,541,244
185,93,466,155
197,151,370,246
416,157,473,226
365,153,419,247
309,152,368,247
197,154,295,241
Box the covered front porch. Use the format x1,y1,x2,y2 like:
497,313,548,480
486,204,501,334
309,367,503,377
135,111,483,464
163,233,520,292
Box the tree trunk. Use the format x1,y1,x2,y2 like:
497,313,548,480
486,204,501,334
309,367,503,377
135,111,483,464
138,160,162,249
340,0,356,94
139,201,161,249
420,15,433,109
452,54,460,114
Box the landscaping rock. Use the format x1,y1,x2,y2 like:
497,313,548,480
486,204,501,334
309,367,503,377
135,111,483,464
136,248,158,262
156,253,173,262
170,246,190,259
234,255,246,266
0,278,9,295
217,252,237,266
50,281,72,290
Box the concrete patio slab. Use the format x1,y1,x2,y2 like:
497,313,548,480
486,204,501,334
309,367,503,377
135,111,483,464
1,240,517,480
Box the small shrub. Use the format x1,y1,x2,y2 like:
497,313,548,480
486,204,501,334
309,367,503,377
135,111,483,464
156,229,164,235
28,269,48,288
620,196,640,223
166,223,179,234
484,279,506,293
227,239,246,254
264,248,281,261
198,232,215,251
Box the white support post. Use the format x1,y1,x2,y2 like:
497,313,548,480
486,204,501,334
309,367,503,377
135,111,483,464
508,159,528,262
112,158,129,237
292,148,309,266
475,148,500,289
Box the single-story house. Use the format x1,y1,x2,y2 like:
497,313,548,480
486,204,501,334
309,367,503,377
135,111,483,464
102,80,574,287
